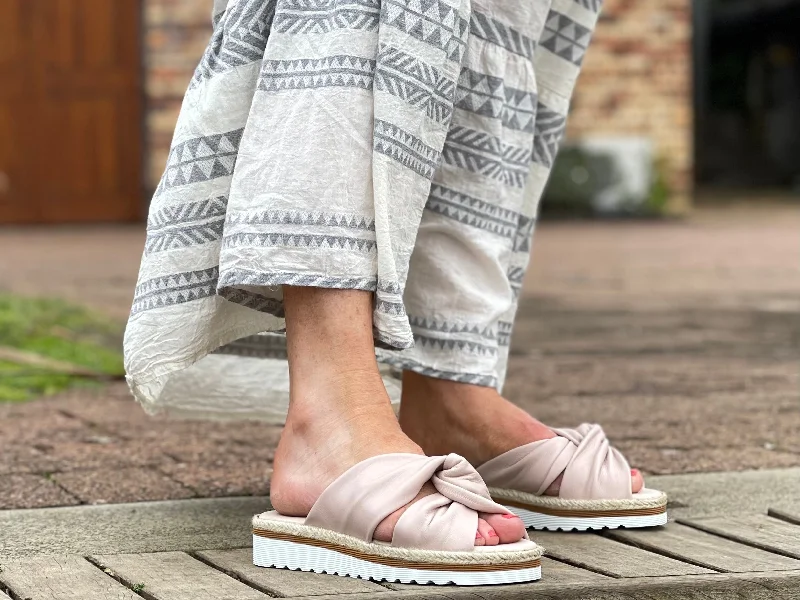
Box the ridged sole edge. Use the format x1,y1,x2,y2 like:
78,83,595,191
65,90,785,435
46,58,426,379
252,534,542,586
508,506,668,531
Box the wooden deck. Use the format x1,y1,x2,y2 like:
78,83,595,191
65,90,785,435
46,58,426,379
2,488,800,599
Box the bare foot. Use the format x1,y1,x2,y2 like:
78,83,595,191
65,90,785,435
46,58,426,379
270,370,525,545
269,287,525,547
398,371,644,495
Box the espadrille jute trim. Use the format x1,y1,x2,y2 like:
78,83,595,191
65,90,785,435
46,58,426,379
489,487,668,512
252,515,544,566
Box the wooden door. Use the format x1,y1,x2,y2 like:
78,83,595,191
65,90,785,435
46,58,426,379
0,0,143,224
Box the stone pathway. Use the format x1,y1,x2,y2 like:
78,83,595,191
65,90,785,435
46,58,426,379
2,470,800,599
2,205,800,598
1,205,799,509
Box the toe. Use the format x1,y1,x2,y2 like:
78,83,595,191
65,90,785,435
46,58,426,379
481,512,525,544
477,518,500,546
631,468,645,494
474,530,485,546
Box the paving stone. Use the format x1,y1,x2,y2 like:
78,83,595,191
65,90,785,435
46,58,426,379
53,467,196,505
160,459,272,498
1,209,798,510
0,474,80,509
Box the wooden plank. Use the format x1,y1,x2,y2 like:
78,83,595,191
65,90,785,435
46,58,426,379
92,552,267,600
0,556,138,600
607,522,800,572
531,531,714,577
538,557,609,584
769,506,800,526
681,514,800,560
195,548,388,596
273,570,800,600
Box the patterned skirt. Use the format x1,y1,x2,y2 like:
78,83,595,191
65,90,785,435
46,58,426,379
124,0,601,420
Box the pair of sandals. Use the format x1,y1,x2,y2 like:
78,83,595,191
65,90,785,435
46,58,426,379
252,424,667,586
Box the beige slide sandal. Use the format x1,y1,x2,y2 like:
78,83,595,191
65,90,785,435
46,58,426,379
253,453,543,585
478,424,668,531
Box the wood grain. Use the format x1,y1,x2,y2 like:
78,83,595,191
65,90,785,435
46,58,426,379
196,548,389,596
531,531,713,577
0,556,138,600
92,552,268,600
769,506,800,526
681,515,800,560
606,523,800,572
267,570,800,600
0,0,142,224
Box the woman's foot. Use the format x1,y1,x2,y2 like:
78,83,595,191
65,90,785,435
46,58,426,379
398,371,645,495
269,287,526,546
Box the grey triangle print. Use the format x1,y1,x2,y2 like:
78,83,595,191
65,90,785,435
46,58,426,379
380,0,469,63
223,232,377,253
425,184,520,238
507,266,525,298
218,268,379,292
227,209,375,231
512,215,537,252
455,68,537,133
532,102,567,168
157,129,244,195
215,334,289,358
376,299,406,316
469,11,536,59
258,55,376,92
147,196,228,230
131,267,219,315
442,124,532,188
540,9,594,66
191,0,275,88
409,315,496,339
497,320,513,347
220,290,285,316
373,119,441,179
146,197,229,255
575,0,603,13
380,355,498,388
414,333,498,356
375,45,456,124
273,0,381,34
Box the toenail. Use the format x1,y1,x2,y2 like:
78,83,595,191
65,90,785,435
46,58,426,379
487,529,497,537
475,532,482,539
501,514,518,519
631,469,639,476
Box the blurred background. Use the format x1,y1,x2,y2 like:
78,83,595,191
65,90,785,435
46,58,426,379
0,1,798,509
2,0,799,223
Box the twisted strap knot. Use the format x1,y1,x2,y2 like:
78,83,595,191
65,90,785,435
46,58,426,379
478,423,632,500
305,453,515,551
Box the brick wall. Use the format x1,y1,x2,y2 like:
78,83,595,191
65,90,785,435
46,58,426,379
142,0,694,208
143,0,212,191
566,0,694,210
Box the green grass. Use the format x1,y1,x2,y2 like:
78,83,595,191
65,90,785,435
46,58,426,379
0,294,124,402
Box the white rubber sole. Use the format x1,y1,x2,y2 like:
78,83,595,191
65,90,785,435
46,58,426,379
252,534,542,586
508,505,668,531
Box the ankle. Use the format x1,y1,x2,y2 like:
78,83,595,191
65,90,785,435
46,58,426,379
399,370,556,465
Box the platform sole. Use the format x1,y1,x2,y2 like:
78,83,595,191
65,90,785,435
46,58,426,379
252,532,542,586
507,505,668,531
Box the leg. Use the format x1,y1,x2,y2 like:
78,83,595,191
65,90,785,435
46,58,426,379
269,286,526,544
399,372,645,495
392,0,644,493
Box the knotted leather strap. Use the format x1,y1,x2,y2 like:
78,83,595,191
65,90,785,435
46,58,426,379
477,424,632,500
305,453,513,551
